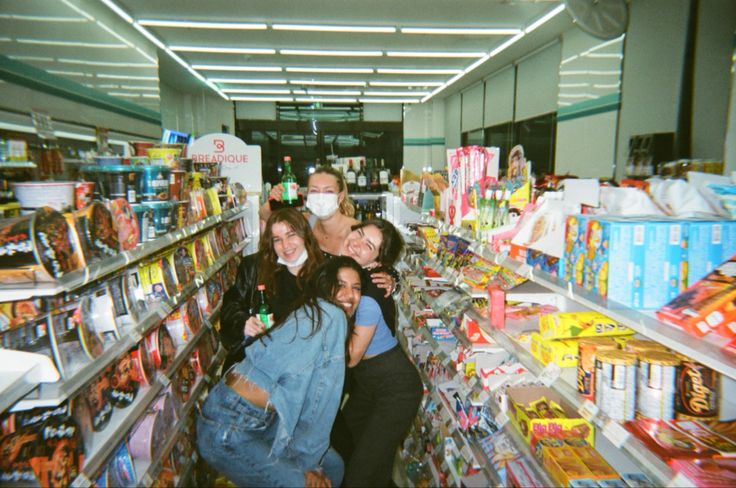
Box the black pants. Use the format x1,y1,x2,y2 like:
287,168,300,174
342,345,424,487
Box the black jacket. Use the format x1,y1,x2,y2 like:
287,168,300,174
220,252,260,370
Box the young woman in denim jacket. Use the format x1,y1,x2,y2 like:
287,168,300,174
197,257,365,487
219,207,325,371
338,219,424,487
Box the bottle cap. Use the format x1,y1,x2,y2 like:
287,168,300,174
257,284,265,291
284,156,291,162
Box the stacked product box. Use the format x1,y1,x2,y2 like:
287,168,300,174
685,219,736,286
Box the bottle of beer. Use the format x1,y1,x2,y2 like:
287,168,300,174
357,160,368,193
370,159,381,193
281,156,299,206
256,284,273,329
345,159,357,192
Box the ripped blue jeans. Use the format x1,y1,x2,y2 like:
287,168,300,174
196,381,344,487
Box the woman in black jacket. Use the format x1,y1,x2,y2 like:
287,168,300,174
220,207,325,371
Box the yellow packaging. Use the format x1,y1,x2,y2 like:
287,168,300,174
539,311,634,340
138,261,168,304
541,445,594,486
531,333,578,367
186,238,210,272
624,339,669,354
571,446,618,480
507,386,595,447
205,187,222,216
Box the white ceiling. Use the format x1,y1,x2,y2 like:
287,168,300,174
0,0,576,109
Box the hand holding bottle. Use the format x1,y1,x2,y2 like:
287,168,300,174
268,183,284,202
243,315,267,337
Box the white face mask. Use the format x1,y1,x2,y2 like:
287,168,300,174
277,248,308,268
306,193,339,219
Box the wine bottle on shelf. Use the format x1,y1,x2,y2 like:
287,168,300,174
346,159,357,193
281,156,299,207
379,158,389,192
256,284,274,329
357,160,368,193
370,159,381,193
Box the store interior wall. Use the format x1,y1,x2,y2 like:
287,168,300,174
159,82,235,137
235,102,278,121
403,100,446,174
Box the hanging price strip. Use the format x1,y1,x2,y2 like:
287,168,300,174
602,420,630,448
577,399,599,422
70,474,92,488
538,362,561,387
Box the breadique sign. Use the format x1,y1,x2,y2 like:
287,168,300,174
189,133,263,193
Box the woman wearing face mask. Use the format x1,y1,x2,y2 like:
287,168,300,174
220,207,324,371
338,219,423,488
197,257,365,488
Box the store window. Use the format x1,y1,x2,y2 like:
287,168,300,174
513,112,557,177
461,129,484,147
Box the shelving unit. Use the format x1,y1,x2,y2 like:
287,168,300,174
0,363,43,413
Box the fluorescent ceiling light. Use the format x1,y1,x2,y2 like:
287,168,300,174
558,93,597,99
108,92,141,97
96,20,133,47
281,49,382,57
132,22,167,50
307,89,362,96
120,85,159,91
294,97,357,103
559,83,589,88
59,0,94,21
559,70,621,76
489,32,525,57
99,0,133,23
97,83,119,88
273,23,395,33
138,19,266,29
463,54,491,73
0,37,11,42
230,96,293,102
362,91,428,97
171,46,275,54
193,65,282,72
359,98,420,104
593,83,621,89
16,38,127,49
7,55,55,62
222,88,291,94
47,70,89,77
377,68,461,75
524,4,566,34
0,14,86,22
141,94,160,98
97,74,158,80
285,67,374,74
386,51,485,58
290,80,366,86
369,81,444,87
210,78,288,84
401,27,521,35
586,53,623,59
58,58,156,67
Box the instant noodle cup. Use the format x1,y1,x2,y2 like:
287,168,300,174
144,325,177,372
130,343,155,386
109,198,140,251
72,302,104,361
128,410,164,461
34,415,83,487
75,182,95,210
109,353,140,408
186,238,210,272
206,230,222,259
171,245,196,287
144,201,173,238
205,277,223,310
195,287,211,316
165,308,191,348
130,204,154,243
171,200,189,229
153,388,179,430
0,206,81,282
188,189,208,221
140,166,171,201
69,202,119,262
121,267,146,323
0,299,41,331
173,362,196,404
146,147,181,167
139,261,168,305
80,368,113,433
205,187,222,216
105,442,135,488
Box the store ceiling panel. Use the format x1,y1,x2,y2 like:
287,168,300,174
0,0,574,108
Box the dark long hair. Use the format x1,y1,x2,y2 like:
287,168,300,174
309,166,355,217
257,207,324,296
264,256,364,346
350,218,405,267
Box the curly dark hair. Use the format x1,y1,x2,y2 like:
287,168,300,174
350,218,405,267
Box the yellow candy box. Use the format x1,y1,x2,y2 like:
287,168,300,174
539,311,634,340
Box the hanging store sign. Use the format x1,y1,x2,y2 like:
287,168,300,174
189,133,263,193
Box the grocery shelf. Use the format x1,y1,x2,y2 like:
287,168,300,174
410,213,736,382
0,160,36,169
0,282,65,301
76,382,165,482
0,363,43,413
174,452,198,488
10,242,244,411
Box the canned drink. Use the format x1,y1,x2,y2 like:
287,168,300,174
595,350,637,421
675,355,719,420
636,351,680,420
577,337,618,400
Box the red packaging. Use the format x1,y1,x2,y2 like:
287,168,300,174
74,182,94,210
669,458,736,487
488,284,506,330
673,420,736,458
109,353,139,408
624,418,718,462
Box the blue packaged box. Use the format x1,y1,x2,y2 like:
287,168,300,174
684,219,736,286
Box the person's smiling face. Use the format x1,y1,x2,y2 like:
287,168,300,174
271,221,306,263
334,267,362,317
340,225,382,267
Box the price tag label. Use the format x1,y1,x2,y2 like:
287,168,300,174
494,410,509,428
602,420,630,448
577,399,599,422
158,372,171,388
70,474,92,488
538,363,561,387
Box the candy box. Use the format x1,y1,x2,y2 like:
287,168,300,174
571,446,618,480
541,445,594,486
539,311,633,340
624,418,718,461
656,252,736,338
560,214,591,286
530,333,578,367
506,386,594,447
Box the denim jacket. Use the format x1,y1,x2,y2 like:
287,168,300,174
231,298,347,469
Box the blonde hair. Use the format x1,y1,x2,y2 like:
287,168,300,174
310,166,355,218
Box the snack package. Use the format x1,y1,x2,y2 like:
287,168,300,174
624,418,718,462
539,311,633,340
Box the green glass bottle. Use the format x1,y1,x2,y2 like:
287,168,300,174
256,284,273,329
281,156,299,206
